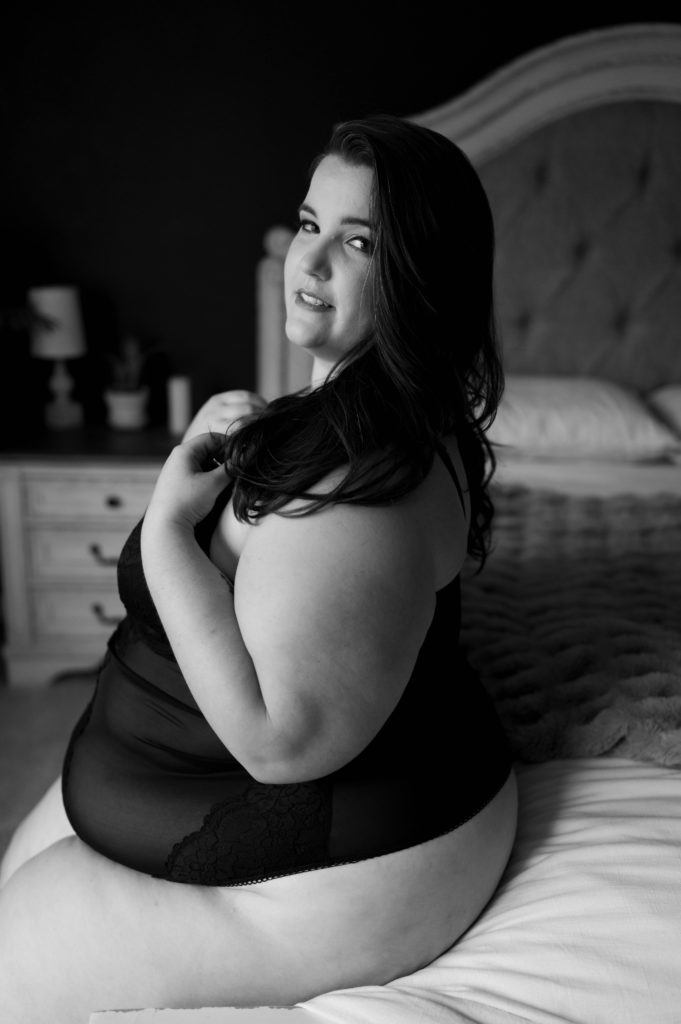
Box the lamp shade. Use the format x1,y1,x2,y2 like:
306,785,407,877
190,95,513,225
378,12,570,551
28,286,86,360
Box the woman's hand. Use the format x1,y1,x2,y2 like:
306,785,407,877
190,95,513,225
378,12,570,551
182,390,267,443
145,433,230,533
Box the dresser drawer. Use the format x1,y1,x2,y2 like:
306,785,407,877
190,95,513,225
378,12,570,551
28,526,132,580
32,587,125,638
25,475,152,521
1,451,163,684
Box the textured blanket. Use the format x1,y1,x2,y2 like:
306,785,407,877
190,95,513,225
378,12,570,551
460,484,681,768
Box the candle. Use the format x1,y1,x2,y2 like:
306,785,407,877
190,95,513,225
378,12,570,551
167,375,192,436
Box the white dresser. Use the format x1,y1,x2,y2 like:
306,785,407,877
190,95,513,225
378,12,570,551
0,431,169,687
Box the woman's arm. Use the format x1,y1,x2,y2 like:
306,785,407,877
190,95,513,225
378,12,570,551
141,434,438,783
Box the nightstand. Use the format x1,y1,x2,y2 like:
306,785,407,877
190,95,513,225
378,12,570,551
0,428,172,687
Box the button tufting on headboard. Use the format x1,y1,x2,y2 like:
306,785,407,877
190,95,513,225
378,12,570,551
513,310,533,334
612,307,631,334
532,161,550,191
571,237,591,266
480,101,681,390
636,158,652,190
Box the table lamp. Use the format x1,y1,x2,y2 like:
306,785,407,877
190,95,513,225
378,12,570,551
28,285,87,430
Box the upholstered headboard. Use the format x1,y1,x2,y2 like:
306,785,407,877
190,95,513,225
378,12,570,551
256,23,681,399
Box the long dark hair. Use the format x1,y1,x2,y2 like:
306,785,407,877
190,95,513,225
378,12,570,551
222,114,503,565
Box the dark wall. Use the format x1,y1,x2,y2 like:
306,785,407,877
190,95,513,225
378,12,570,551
2,3,679,430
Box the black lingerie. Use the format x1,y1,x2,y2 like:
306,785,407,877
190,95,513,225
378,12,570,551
62,447,511,885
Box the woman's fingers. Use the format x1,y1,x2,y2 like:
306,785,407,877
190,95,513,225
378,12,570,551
183,391,267,441
179,431,225,465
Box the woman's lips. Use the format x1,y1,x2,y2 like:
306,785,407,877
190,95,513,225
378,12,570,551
295,290,333,311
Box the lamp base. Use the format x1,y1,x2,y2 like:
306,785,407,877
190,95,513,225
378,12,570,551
43,358,84,430
44,398,84,430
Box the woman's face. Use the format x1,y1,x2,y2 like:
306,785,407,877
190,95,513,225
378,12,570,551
284,155,375,379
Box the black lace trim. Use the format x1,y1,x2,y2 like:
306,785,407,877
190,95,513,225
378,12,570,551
162,763,513,887
164,778,333,885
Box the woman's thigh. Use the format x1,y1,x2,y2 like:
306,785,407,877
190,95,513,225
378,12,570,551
0,834,343,1024
0,772,518,1023
0,775,74,887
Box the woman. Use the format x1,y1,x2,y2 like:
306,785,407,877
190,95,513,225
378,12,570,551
0,114,517,1020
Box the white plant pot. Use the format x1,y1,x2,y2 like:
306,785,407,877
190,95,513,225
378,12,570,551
104,388,149,431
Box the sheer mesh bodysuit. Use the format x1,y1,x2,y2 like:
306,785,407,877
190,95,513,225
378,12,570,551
62,447,511,886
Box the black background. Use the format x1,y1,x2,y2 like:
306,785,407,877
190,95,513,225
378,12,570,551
2,3,680,433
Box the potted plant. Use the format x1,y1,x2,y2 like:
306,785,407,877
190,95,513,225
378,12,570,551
103,335,150,430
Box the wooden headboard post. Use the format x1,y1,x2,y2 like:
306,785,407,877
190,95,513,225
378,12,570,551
256,225,301,400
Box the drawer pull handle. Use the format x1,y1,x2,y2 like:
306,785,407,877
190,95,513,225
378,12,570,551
105,495,123,508
91,603,123,627
89,543,119,568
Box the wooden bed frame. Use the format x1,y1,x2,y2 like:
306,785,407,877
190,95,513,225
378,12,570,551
256,22,681,400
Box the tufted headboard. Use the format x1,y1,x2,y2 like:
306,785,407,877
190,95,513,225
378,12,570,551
256,23,681,399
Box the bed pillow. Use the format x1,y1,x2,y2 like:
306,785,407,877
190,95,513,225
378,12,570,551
486,375,681,461
646,385,681,440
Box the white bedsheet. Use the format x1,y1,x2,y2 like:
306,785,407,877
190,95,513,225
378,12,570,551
299,758,681,1024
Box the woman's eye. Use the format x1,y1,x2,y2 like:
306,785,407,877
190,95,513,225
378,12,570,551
298,219,317,234
348,236,373,254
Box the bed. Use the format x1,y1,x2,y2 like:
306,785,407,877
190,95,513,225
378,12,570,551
92,22,681,1024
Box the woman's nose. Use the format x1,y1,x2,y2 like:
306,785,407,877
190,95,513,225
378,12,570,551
300,239,331,280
